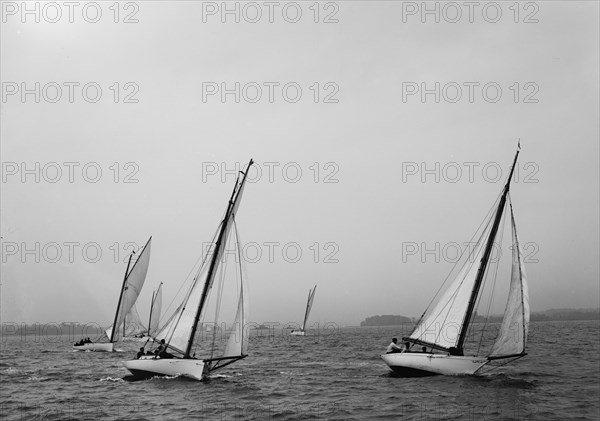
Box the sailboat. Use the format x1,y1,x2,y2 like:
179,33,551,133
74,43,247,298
290,285,317,336
73,237,152,352
382,146,529,376
123,159,253,380
118,282,163,341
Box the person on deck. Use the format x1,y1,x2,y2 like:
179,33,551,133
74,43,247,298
136,347,145,359
154,339,174,359
386,338,403,354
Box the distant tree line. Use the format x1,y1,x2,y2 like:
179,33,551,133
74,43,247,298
360,315,412,327
360,308,599,326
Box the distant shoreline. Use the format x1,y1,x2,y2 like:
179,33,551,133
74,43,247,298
359,308,600,326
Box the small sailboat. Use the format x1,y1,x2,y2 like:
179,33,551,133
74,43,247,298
73,237,152,352
123,159,253,380
290,285,317,336
382,146,529,376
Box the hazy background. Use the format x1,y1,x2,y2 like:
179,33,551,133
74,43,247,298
1,1,598,327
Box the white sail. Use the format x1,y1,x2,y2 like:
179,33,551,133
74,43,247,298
223,282,247,357
301,286,317,330
105,304,146,339
159,261,212,353
148,283,163,337
110,237,152,342
489,204,530,357
408,223,491,350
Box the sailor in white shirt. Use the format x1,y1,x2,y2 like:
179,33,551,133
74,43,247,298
386,337,404,354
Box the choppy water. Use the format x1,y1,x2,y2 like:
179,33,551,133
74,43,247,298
1,320,599,420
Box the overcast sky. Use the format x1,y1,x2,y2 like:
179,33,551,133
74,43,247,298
1,1,598,326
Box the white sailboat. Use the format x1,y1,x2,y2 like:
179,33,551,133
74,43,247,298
382,146,529,376
123,159,253,380
290,285,317,336
73,237,152,352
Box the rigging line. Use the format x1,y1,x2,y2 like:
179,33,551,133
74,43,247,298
413,211,494,342
476,203,507,355
160,224,220,341
414,192,503,331
163,225,222,350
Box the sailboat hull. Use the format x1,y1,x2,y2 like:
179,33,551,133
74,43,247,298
72,342,114,352
381,352,488,376
123,356,206,380
290,330,305,336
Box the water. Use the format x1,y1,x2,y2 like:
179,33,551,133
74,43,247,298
1,320,599,420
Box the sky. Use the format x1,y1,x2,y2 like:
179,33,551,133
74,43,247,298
1,1,598,327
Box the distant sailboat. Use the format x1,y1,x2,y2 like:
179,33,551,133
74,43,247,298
74,236,152,352
382,147,529,376
291,285,317,336
123,160,253,380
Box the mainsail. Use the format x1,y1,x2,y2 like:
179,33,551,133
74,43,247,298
407,226,490,350
109,237,152,342
489,202,530,358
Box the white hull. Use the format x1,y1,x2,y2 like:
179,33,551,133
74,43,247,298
72,342,114,352
123,356,206,380
381,352,488,376
290,330,305,336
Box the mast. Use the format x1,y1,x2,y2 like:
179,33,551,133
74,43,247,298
302,286,316,330
184,159,253,358
148,282,162,336
110,252,133,343
456,147,520,351
301,289,312,330
148,289,156,336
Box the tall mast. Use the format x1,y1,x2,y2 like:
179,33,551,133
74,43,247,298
302,289,312,330
110,252,133,343
148,289,156,336
147,282,162,336
456,147,520,351
184,159,253,358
